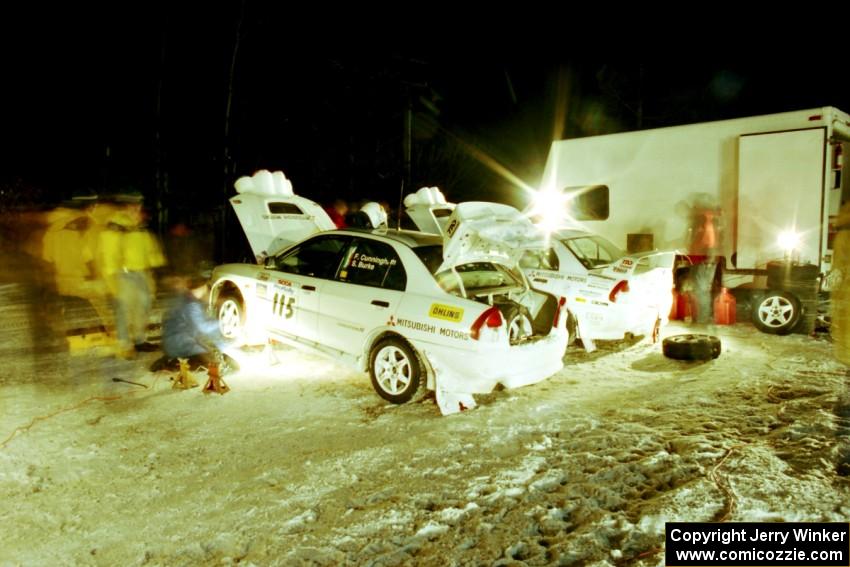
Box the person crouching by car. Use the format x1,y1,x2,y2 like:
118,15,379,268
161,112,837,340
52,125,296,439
150,275,236,373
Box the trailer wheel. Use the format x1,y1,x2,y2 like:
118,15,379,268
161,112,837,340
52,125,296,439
751,290,801,335
662,334,721,361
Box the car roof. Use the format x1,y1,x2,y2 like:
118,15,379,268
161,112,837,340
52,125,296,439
332,228,443,248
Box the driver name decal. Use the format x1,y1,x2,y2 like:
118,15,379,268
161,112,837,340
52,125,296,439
349,252,397,271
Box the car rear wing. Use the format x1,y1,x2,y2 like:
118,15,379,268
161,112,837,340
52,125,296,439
591,249,679,278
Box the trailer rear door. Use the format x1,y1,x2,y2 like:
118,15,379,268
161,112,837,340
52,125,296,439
737,128,826,269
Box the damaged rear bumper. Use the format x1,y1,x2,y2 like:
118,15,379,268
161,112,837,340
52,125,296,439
419,328,568,415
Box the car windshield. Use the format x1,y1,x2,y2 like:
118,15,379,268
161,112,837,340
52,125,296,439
562,235,624,269
413,245,524,297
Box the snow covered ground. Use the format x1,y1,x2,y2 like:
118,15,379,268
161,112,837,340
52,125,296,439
2,277,850,566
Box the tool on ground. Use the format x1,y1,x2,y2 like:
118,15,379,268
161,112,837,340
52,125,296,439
112,377,148,388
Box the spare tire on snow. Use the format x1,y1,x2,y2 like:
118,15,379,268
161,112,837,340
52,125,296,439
662,334,721,361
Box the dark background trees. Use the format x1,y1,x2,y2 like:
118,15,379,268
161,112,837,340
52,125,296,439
2,8,849,262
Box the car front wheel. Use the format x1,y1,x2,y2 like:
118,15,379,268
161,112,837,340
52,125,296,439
217,293,245,340
369,337,423,404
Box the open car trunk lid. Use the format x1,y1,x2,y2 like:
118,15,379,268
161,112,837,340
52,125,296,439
229,170,335,261
437,202,544,273
403,190,543,272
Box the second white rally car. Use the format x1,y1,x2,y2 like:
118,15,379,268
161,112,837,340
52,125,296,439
209,171,568,413
518,230,676,351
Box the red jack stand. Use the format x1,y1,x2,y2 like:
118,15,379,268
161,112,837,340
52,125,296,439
203,361,230,395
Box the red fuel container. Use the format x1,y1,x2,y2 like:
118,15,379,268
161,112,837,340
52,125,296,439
670,289,679,320
679,291,697,323
713,287,736,325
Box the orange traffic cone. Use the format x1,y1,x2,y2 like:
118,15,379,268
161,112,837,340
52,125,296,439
203,361,230,395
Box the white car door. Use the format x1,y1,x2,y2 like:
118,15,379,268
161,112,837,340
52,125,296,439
520,246,570,298
318,237,406,356
266,234,350,345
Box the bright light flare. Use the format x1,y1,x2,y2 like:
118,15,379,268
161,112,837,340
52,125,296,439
777,230,801,252
223,345,349,384
528,189,571,232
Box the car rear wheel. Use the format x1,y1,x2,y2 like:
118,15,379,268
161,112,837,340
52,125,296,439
369,337,423,404
217,293,245,340
565,310,578,347
507,310,534,344
495,302,534,345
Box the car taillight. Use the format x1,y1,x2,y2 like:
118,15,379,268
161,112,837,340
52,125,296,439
471,306,503,340
552,296,566,328
609,280,629,303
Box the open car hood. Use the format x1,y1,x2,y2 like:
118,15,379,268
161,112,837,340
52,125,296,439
437,202,544,273
229,170,335,261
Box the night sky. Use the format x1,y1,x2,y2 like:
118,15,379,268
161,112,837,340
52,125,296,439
4,8,850,227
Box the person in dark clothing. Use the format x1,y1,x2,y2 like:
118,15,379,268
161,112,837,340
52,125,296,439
150,275,237,372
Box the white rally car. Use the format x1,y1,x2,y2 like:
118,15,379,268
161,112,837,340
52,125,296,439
209,172,568,414
519,229,676,351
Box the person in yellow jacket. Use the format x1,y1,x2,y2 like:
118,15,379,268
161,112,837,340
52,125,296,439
42,206,90,293
41,202,113,336
84,198,120,283
98,196,167,357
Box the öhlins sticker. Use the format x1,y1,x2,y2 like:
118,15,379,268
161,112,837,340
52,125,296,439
428,303,464,322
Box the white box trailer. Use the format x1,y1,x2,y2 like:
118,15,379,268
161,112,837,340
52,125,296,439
541,106,850,333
